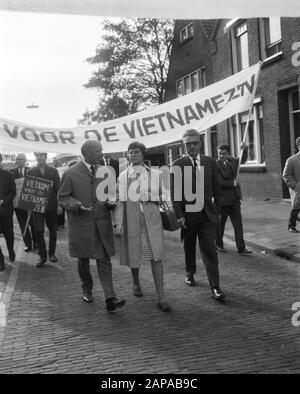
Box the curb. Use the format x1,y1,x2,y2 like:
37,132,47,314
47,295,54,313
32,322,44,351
224,232,300,263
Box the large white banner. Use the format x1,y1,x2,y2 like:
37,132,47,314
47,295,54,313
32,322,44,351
0,62,260,154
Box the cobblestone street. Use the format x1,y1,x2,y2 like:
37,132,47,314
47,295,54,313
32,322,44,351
0,226,299,374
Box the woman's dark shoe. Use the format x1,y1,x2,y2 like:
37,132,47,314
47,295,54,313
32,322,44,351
106,297,126,312
49,255,58,263
133,284,143,297
36,258,47,268
9,251,16,262
157,300,172,313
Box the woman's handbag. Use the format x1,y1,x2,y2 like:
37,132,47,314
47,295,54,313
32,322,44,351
159,201,181,231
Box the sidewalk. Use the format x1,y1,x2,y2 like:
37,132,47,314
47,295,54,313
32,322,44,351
166,198,300,262
228,198,300,262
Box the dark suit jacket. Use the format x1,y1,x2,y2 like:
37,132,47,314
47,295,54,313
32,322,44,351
27,165,60,211
58,161,115,259
10,166,30,180
0,168,16,216
216,149,247,206
99,158,119,179
171,155,221,225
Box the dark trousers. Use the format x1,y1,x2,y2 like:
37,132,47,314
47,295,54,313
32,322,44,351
0,215,14,256
15,208,36,248
57,209,65,227
77,256,116,300
182,213,220,289
288,208,300,228
216,200,245,251
33,211,57,259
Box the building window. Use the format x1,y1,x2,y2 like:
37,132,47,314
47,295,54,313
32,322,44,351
229,103,265,165
180,23,194,44
233,21,249,72
167,143,184,166
260,17,282,59
176,67,206,97
289,89,300,155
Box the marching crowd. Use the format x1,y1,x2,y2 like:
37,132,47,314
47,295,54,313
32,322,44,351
0,132,299,314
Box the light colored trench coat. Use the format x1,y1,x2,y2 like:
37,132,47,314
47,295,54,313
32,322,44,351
58,161,115,259
114,165,167,268
283,152,300,210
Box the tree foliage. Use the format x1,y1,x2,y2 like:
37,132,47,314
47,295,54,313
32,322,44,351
79,18,174,124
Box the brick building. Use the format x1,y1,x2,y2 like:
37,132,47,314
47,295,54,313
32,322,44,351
164,18,300,200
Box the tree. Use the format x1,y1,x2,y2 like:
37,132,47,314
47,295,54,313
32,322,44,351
79,18,174,124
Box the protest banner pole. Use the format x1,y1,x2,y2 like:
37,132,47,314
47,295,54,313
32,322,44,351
23,210,32,238
236,61,262,180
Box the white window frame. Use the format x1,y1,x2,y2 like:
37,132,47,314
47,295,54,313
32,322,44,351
176,67,206,97
229,100,265,166
259,17,282,62
231,20,249,73
180,22,194,44
288,88,300,156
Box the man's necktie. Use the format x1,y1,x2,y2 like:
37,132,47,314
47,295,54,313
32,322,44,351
90,165,95,175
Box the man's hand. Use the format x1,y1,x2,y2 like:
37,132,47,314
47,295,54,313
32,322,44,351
114,224,123,237
78,203,93,212
0,200,3,206
240,142,247,150
178,217,187,229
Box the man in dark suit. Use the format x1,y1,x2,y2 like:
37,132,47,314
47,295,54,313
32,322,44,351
99,154,119,180
28,152,60,267
171,129,225,301
0,153,16,271
11,153,36,252
58,139,125,312
216,144,252,255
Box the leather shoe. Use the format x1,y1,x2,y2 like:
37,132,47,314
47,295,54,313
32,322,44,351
288,227,298,233
157,300,172,313
185,274,195,286
9,251,16,262
133,284,143,297
82,292,93,303
36,258,47,268
238,248,252,255
0,256,4,272
24,246,32,252
216,246,227,253
49,255,58,263
211,287,226,301
106,297,126,312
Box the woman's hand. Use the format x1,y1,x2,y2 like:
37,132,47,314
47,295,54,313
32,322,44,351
114,224,123,237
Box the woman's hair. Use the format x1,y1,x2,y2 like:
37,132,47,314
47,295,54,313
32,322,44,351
127,141,147,159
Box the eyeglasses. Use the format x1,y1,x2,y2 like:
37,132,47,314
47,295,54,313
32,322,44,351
184,142,200,147
128,150,142,155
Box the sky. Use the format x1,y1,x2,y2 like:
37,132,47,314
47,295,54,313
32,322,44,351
0,10,102,130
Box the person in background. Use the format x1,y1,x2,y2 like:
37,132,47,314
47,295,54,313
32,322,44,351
0,152,16,271
53,157,65,230
171,129,226,301
100,154,119,180
28,152,60,267
215,143,252,255
10,153,37,252
283,136,300,233
114,142,171,312
58,139,125,313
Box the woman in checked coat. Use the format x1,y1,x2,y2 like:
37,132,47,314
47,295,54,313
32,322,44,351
114,142,171,312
